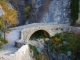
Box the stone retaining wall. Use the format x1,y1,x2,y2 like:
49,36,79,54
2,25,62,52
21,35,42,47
69,26,80,33
0,44,32,60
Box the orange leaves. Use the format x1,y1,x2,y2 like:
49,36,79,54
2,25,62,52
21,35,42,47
50,40,55,43
54,37,60,42
24,6,32,13
24,5,32,18
50,37,60,44
0,1,8,14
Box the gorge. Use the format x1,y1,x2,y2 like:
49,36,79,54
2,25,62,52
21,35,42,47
0,0,80,60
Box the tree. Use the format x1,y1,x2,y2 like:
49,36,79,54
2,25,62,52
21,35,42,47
70,0,79,25
0,1,18,40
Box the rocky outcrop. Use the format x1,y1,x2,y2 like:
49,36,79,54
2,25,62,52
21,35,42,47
0,5,4,17
8,0,71,25
9,0,32,25
28,0,71,24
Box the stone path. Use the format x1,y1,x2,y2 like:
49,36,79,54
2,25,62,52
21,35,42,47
0,44,18,56
0,30,20,56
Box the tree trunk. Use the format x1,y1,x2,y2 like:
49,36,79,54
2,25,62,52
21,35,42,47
3,29,6,40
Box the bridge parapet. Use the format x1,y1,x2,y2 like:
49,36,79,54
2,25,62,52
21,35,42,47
10,23,69,29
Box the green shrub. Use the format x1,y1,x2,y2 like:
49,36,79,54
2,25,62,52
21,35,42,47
0,34,8,47
29,44,49,60
70,0,79,25
0,0,6,3
48,32,80,59
24,5,32,19
73,24,80,27
35,53,49,60
29,44,39,57
19,32,21,39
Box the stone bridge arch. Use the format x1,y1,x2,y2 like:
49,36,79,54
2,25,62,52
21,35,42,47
28,29,50,40
21,28,52,42
20,23,69,43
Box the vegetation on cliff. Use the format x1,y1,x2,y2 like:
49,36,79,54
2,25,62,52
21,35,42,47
24,5,32,19
29,44,49,60
29,31,80,60
0,0,18,40
0,0,18,28
44,32,80,60
0,33,8,48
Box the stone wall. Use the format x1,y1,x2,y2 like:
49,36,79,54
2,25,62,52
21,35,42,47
0,44,32,60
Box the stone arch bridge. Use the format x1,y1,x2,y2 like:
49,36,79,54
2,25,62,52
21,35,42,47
17,23,69,43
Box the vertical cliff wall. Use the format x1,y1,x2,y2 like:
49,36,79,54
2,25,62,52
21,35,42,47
9,0,32,25
28,0,71,24
9,0,71,25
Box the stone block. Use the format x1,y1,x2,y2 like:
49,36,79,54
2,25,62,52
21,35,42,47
15,41,25,48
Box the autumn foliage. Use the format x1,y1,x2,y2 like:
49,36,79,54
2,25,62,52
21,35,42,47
24,5,32,18
0,0,18,29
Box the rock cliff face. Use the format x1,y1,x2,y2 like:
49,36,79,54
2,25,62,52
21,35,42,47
9,0,32,25
8,0,71,25
29,0,71,24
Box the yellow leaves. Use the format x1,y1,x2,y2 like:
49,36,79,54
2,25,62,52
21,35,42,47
24,5,32,18
0,1,8,13
6,9,18,25
0,17,4,24
54,37,60,42
50,37,60,44
24,6,32,13
2,25,7,29
0,1,18,29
